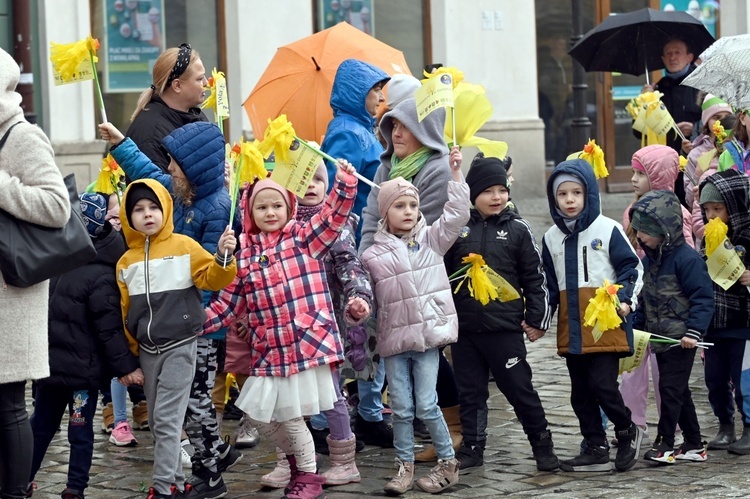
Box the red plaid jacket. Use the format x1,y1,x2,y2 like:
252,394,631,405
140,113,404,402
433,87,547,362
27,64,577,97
204,176,356,377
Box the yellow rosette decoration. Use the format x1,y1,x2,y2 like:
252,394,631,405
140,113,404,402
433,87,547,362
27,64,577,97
704,217,728,257
258,115,296,163
566,139,607,179
93,154,125,200
583,279,623,342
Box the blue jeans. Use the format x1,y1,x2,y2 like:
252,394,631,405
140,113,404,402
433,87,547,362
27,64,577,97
384,348,454,463
111,378,129,425
357,357,386,422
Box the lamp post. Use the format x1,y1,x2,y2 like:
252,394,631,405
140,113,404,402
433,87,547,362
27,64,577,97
570,0,591,149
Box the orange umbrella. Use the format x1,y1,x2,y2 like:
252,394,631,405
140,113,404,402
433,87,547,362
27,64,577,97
243,22,411,142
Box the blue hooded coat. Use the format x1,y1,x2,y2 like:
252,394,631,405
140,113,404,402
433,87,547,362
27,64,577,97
321,59,389,243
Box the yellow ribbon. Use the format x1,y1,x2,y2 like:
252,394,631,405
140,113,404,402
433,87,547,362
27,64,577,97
258,115,295,163
583,279,623,342
49,35,99,82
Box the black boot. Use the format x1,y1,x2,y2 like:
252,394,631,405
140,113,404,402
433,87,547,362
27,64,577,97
560,442,610,472
614,424,645,471
707,423,736,450
530,430,559,471
727,426,750,455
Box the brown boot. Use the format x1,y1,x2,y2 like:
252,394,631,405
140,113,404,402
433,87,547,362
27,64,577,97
131,400,149,430
383,459,414,495
415,406,463,462
322,435,360,485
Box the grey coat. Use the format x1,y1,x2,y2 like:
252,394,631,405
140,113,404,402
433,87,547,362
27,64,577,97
0,47,70,384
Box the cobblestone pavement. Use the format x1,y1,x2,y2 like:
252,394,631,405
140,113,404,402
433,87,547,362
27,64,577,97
28,194,750,498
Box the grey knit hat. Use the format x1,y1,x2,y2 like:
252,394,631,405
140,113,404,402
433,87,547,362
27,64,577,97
699,182,724,205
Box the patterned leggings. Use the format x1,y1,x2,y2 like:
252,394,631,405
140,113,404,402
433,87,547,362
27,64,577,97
185,337,222,471
252,417,316,472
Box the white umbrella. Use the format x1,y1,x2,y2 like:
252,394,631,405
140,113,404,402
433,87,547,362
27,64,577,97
699,34,750,62
682,47,750,109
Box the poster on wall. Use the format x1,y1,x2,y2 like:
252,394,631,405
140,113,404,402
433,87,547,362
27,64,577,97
318,0,374,35
661,0,719,38
103,0,166,93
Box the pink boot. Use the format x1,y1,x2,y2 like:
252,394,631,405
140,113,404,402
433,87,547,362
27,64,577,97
322,435,360,485
282,470,326,499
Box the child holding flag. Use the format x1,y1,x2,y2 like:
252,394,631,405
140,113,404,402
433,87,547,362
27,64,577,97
541,159,644,472
629,190,713,464
444,154,558,473
698,169,750,454
360,162,469,494
202,162,358,499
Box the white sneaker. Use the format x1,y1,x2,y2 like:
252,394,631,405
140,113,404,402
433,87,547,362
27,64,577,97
181,439,194,466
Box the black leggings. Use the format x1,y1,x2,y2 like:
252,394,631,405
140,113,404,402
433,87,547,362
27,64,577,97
0,381,33,498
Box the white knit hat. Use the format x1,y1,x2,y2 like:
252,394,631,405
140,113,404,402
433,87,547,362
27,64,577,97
386,74,422,108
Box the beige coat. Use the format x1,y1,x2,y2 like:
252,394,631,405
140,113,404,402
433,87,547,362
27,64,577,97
0,47,70,384
361,181,469,358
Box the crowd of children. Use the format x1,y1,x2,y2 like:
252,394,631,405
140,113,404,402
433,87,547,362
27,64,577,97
23,54,750,499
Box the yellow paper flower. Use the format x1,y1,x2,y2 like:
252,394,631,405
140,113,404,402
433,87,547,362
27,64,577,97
200,68,225,111
580,139,608,179
258,115,295,163
713,120,728,144
93,154,124,195
50,35,99,82
453,254,499,305
583,279,623,342
231,137,267,185
704,217,728,257
445,82,508,156
422,66,464,89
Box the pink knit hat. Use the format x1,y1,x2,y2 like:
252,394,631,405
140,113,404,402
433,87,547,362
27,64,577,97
377,177,420,218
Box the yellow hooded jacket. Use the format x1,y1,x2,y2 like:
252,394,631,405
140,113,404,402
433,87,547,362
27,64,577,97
116,179,236,356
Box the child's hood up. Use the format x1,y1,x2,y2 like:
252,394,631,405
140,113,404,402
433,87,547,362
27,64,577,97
632,144,680,191
629,190,685,255
701,169,750,242
380,97,449,160
162,121,225,198
119,179,174,248
546,159,600,233
330,59,390,128
0,47,23,128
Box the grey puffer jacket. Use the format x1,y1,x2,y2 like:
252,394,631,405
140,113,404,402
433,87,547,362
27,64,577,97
360,181,470,357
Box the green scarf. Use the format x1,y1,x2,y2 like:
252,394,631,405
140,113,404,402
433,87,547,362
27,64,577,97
389,146,433,181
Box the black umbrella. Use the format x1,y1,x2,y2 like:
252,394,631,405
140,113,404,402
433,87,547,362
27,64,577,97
569,8,714,81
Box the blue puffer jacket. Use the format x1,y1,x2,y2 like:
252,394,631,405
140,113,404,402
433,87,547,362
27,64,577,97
112,122,231,339
321,59,389,243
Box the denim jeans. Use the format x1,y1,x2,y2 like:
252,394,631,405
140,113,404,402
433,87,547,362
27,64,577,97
111,378,129,425
357,357,386,422
384,348,454,463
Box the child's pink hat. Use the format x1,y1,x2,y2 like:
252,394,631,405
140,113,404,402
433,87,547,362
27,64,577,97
242,178,294,234
377,177,420,218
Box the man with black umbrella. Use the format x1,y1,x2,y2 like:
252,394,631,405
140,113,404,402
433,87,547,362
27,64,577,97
637,38,702,205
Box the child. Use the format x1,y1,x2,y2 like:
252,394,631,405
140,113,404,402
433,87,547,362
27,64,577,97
444,155,558,472
541,159,644,472
203,162,358,499
617,144,695,446
684,94,732,208
100,120,241,487
629,190,714,464
691,114,737,240
28,193,143,499
717,108,750,174
698,169,750,454
360,165,469,495
116,179,237,498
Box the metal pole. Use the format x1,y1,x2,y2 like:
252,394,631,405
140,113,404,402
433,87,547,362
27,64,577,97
12,0,36,124
570,0,591,150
